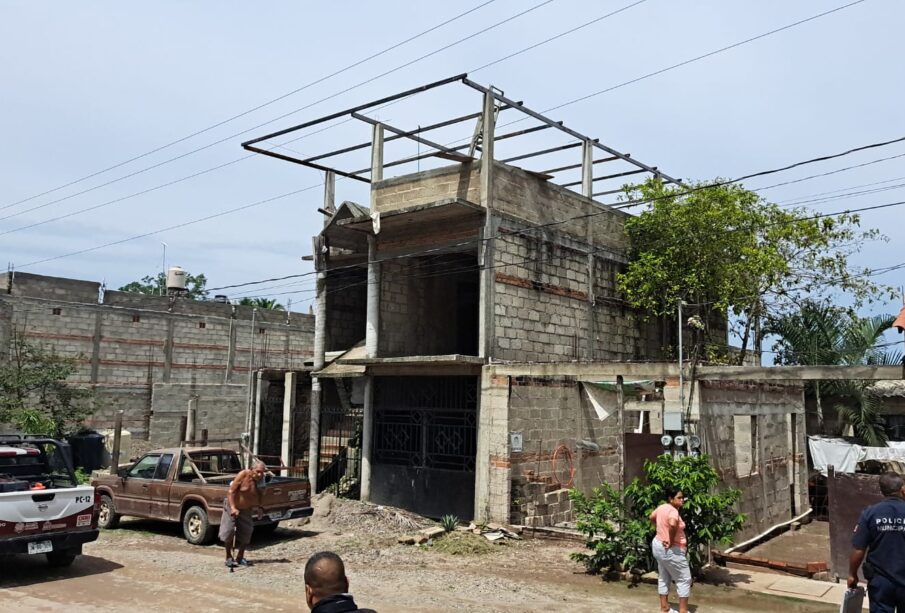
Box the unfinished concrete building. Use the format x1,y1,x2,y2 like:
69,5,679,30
243,75,806,536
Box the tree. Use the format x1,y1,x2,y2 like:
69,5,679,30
571,453,744,576
766,300,900,445
0,330,93,438
119,272,209,300
237,297,285,310
617,179,890,365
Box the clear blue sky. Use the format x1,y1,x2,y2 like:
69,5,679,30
2,1,903,330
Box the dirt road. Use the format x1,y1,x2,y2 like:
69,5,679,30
0,496,835,612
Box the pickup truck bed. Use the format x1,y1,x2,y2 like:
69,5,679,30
0,438,100,567
92,446,311,545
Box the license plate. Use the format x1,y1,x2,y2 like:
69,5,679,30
27,540,53,555
268,511,283,521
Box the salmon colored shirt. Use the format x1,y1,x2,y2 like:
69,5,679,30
653,503,687,550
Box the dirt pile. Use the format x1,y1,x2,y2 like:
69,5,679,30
295,493,435,536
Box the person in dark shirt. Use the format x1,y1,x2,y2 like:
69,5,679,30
849,472,905,612
304,551,376,613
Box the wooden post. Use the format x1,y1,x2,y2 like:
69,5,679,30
200,428,208,447
109,410,123,475
616,375,625,490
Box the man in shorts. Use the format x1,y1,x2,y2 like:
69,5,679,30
219,460,266,567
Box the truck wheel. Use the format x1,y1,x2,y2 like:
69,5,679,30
98,494,121,529
255,522,279,538
46,550,77,567
182,505,215,546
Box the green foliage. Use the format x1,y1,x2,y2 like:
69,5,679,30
74,466,91,485
766,300,899,445
0,331,94,438
237,297,285,310
617,178,890,363
440,514,459,533
571,453,745,576
119,271,209,300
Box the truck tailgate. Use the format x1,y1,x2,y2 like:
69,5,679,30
260,478,309,511
0,485,96,537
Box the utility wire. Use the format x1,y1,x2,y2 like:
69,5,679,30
0,0,554,222
1,0,645,236
0,0,502,213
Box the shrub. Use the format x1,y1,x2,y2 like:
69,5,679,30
571,453,745,576
440,514,459,533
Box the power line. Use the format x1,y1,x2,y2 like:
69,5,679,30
1,0,647,236
0,0,555,223
0,0,502,213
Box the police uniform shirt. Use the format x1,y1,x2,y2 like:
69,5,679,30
852,496,905,575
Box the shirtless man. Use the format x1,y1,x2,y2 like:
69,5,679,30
219,460,266,567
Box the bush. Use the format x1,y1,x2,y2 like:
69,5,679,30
440,514,459,533
571,453,745,576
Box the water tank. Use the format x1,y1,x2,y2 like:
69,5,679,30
166,266,187,292
68,431,105,472
214,294,229,303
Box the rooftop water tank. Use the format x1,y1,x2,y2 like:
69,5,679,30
166,266,186,293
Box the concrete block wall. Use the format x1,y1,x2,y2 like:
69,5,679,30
1,273,314,442
697,381,807,541
325,271,366,352
373,164,481,213
149,383,247,446
492,224,663,363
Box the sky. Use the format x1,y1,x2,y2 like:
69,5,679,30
2,0,904,342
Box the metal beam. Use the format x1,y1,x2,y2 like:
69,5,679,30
242,145,371,183
501,142,582,164
540,155,621,175
242,73,467,148
352,113,473,163
460,77,682,185
560,167,648,189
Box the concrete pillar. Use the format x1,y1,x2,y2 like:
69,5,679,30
252,372,266,455
581,139,594,199
224,316,236,383
89,309,102,384
478,90,496,360
323,170,336,225
163,318,174,383
360,376,374,502
186,396,197,443
309,273,326,489
281,371,296,476
365,235,380,359
582,139,597,360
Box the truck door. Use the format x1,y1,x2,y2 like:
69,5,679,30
117,454,160,517
148,453,175,520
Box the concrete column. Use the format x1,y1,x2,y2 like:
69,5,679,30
281,371,296,476
360,376,374,502
163,318,174,383
365,235,380,359
582,139,597,360
581,139,594,199
323,170,336,225
309,273,326,489
252,372,266,455
224,316,236,383
478,90,496,360
186,396,197,443
89,309,102,384
616,375,625,489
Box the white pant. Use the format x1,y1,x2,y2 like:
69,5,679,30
651,538,692,598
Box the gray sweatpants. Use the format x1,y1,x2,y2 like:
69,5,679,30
651,538,692,598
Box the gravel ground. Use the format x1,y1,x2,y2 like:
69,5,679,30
0,495,837,612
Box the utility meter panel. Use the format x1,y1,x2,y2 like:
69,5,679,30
663,411,684,432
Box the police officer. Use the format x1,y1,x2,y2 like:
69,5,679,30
849,472,905,612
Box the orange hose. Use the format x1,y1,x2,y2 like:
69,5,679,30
551,444,575,488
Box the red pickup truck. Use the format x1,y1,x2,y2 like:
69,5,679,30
92,446,311,545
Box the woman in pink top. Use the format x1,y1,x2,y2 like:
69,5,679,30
649,487,692,613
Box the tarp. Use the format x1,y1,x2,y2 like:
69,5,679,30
808,436,905,475
581,381,657,421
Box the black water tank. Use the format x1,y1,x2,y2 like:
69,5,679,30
69,431,105,471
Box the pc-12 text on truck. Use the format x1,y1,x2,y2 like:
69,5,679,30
0,436,100,567
92,446,312,544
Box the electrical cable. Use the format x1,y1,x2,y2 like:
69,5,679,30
0,0,503,213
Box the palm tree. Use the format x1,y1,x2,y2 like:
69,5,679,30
766,300,899,446
237,297,285,311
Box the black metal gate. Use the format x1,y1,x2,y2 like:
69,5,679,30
317,404,363,497
371,376,477,519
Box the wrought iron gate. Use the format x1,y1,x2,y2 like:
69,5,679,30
317,405,363,497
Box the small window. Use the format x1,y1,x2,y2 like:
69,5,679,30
128,454,160,479
258,327,266,334
132,314,141,323
52,307,62,315
198,321,206,329
734,415,759,477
